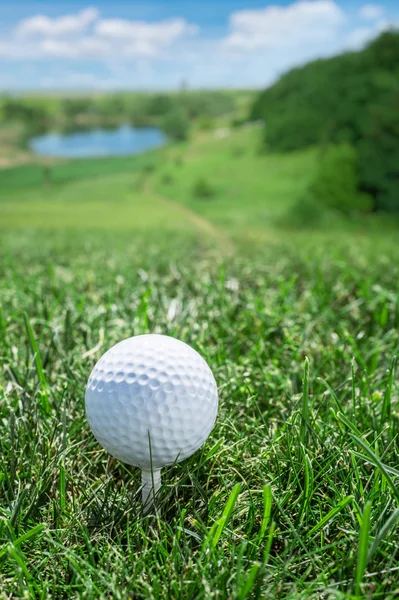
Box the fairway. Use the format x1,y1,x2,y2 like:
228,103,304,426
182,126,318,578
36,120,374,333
0,172,200,233
154,128,318,232
1,129,399,599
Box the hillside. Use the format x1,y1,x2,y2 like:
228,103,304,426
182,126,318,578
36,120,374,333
2,110,399,600
0,127,318,237
2,131,399,598
251,32,399,211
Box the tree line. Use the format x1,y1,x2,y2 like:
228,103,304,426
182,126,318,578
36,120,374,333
251,31,399,214
0,90,240,144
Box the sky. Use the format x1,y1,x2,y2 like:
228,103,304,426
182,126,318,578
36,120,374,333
0,0,398,91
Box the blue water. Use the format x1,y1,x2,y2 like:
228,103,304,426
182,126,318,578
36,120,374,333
29,124,168,158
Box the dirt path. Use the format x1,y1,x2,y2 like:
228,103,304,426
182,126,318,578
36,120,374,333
145,180,235,255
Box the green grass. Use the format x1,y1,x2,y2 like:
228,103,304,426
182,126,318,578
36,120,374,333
0,151,161,190
0,172,199,232
154,127,318,232
1,130,399,598
0,128,318,239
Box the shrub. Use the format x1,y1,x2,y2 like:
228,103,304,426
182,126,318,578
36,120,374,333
279,196,338,229
231,117,246,128
42,165,52,187
357,86,399,212
250,31,399,210
161,172,174,185
192,177,215,199
304,143,372,216
143,163,157,174
162,109,190,142
197,116,214,131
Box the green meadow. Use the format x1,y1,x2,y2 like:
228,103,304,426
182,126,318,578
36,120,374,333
0,128,317,234
1,122,399,599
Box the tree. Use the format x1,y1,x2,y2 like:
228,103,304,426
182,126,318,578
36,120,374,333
357,86,399,211
304,144,372,215
250,30,399,212
61,97,94,120
147,94,173,117
162,109,190,142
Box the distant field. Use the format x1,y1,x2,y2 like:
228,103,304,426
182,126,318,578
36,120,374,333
0,151,161,190
0,127,318,238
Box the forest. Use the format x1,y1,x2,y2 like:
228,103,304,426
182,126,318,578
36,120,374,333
251,31,399,213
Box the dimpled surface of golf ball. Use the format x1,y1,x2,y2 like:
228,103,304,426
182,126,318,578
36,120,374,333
85,334,218,469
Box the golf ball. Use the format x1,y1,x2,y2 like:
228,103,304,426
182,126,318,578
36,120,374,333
85,334,218,470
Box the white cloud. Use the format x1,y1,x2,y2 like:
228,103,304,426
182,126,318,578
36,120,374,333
39,37,110,59
346,19,397,49
6,9,199,60
95,17,199,57
15,7,99,38
96,17,198,42
123,41,159,58
39,71,122,90
359,4,384,21
345,26,376,48
223,0,345,51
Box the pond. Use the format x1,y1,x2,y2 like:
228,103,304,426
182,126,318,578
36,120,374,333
29,124,168,158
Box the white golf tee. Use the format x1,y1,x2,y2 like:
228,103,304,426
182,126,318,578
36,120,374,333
141,468,161,513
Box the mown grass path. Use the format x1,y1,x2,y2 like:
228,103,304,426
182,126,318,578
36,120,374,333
144,178,235,254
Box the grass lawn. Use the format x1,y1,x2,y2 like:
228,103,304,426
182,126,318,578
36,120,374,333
153,127,319,233
1,130,399,599
0,174,199,232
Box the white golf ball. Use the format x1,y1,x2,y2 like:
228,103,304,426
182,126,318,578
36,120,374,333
85,334,218,470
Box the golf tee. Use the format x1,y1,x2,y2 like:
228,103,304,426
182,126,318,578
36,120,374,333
141,468,161,513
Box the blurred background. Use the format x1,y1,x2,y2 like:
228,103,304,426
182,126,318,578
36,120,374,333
0,0,398,232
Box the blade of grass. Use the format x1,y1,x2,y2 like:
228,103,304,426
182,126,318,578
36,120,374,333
350,454,365,498
8,546,37,599
351,358,357,415
351,451,399,478
204,438,225,462
318,378,344,413
136,286,152,332
0,523,46,562
238,562,260,600
0,305,6,357
59,400,67,513
350,435,399,505
202,483,241,552
355,500,372,597
307,496,354,538
23,312,50,414
297,444,313,525
380,356,396,432
300,357,309,445
258,484,272,544
335,411,364,438
367,507,399,563
263,521,276,564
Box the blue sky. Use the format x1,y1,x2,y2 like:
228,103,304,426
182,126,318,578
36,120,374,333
0,1,398,91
